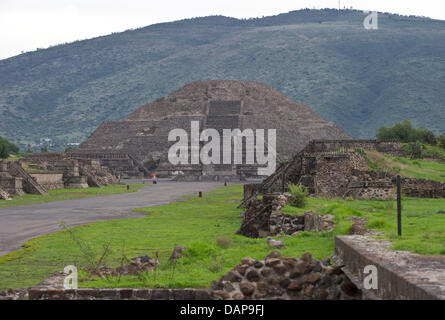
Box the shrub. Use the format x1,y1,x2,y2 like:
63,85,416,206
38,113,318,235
376,120,436,144
207,256,224,273
0,135,19,158
438,134,445,149
403,142,423,159
287,183,308,208
416,127,436,145
376,120,417,142
0,143,8,159
215,237,232,248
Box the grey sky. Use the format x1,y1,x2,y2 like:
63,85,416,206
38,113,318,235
1,0,444,60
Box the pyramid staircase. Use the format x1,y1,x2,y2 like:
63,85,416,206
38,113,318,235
7,162,48,195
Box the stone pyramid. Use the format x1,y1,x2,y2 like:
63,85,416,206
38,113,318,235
74,80,351,179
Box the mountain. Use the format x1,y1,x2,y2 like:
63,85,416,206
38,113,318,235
0,9,444,151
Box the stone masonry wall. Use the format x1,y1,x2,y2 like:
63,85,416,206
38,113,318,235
334,235,445,300
238,193,334,238
212,251,361,300
25,251,360,301
28,288,212,300
29,172,64,190
401,178,445,198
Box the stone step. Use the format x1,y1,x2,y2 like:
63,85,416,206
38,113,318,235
7,162,48,195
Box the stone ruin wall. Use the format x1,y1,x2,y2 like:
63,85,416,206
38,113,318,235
28,172,64,190
22,153,117,187
400,178,445,198
212,251,360,300
306,140,404,156
0,153,118,200
0,161,24,196
22,251,361,301
254,140,442,201
238,193,334,238
334,235,445,300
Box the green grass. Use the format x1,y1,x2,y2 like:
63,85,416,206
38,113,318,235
0,184,148,209
422,144,445,162
0,185,444,290
365,150,445,182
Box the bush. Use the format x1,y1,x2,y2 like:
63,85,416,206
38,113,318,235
287,183,308,208
0,143,8,159
376,120,436,144
416,127,436,145
0,136,19,158
438,134,445,149
403,142,423,159
215,237,232,248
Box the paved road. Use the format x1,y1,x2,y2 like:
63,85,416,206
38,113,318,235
0,181,224,256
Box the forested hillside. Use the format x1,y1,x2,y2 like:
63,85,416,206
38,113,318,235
0,9,444,151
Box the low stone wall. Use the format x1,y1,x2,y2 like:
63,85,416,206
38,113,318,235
64,176,88,189
28,287,212,300
29,172,64,190
345,171,396,200
0,186,12,200
307,140,404,156
333,235,445,300
0,175,24,195
401,178,445,198
27,251,361,300
212,251,361,300
238,194,334,238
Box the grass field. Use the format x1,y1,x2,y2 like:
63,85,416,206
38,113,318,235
0,184,148,209
365,150,445,182
423,145,445,162
0,185,444,291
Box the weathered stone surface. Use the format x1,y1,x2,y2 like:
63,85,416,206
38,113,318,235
245,269,260,282
75,80,351,179
238,193,334,238
239,282,255,296
254,140,444,200
241,257,255,266
334,235,445,300
266,251,282,259
212,252,360,300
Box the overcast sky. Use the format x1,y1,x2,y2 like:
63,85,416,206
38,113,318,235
1,0,444,60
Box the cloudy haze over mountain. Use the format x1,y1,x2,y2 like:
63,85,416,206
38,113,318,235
1,0,445,59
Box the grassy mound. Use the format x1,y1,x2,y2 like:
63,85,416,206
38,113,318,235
364,150,445,182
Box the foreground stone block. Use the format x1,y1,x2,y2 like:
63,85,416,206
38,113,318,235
333,235,445,300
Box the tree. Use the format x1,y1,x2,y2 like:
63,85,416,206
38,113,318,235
376,120,436,144
438,134,445,149
0,143,8,159
0,135,20,158
416,127,436,145
403,142,423,159
376,120,417,142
